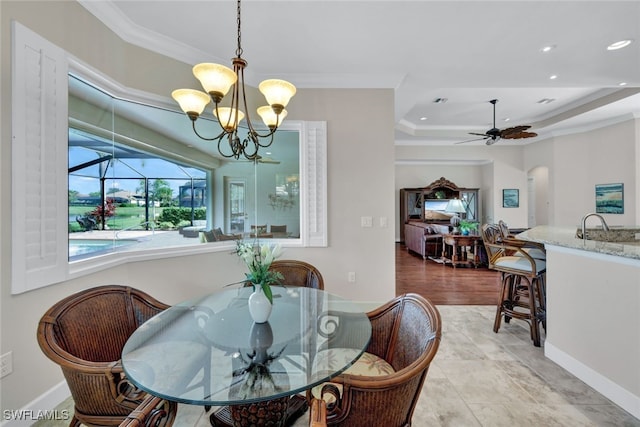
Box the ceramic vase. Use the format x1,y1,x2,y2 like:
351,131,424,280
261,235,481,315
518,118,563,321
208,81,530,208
248,285,272,323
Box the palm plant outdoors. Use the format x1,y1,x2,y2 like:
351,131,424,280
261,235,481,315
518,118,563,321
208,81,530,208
235,241,283,304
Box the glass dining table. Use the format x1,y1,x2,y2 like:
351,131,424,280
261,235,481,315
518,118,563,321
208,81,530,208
121,285,372,426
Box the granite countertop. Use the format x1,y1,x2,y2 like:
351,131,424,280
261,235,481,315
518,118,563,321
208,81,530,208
516,225,640,261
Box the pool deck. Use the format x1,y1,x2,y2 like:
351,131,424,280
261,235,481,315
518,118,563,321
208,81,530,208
69,230,204,251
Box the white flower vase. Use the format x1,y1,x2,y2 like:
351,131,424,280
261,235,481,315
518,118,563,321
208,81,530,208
248,285,272,323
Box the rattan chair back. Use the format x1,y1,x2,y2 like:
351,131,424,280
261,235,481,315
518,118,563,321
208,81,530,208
37,285,175,427
269,260,325,290
312,293,441,427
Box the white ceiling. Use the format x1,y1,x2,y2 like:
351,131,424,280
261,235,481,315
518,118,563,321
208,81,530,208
79,0,640,147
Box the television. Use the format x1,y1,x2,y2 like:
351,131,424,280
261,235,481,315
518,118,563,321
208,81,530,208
424,199,450,211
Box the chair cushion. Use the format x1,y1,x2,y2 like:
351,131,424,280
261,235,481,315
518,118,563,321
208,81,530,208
494,256,546,274
311,349,395,401
521,247,546,260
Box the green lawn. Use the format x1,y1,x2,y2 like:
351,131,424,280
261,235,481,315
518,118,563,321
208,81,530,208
69,205,164,231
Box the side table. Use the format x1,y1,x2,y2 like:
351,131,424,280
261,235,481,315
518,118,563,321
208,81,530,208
442,234,482,268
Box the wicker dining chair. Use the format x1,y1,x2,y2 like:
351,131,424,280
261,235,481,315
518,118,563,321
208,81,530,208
269,260,325,290
118,395,176,427
37,285,177,427
308,293,442,427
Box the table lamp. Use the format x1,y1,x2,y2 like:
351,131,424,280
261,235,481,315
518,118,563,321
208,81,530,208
445,199,467,234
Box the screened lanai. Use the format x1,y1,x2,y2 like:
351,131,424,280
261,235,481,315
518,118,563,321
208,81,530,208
69,128,208,231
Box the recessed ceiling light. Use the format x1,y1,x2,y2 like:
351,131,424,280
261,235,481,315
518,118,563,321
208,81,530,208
607,39,633,50
420,117,428,121
537,98,556,104
503,118,511,122
619,82,628,86
540,45,556,53
549,75,558,80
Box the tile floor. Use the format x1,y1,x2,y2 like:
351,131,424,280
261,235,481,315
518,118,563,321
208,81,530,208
36,306,639,427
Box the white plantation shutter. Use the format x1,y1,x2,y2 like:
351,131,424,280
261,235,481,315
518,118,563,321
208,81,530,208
302,121,328,247
12,21,68,294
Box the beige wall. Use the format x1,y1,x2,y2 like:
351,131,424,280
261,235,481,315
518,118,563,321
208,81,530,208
396,118,639,235
1,1,395,412
524,119,638,227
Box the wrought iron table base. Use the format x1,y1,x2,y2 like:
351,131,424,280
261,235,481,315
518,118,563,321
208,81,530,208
210,395,308,427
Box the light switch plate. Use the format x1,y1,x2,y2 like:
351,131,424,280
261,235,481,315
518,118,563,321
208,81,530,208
361,216,373,227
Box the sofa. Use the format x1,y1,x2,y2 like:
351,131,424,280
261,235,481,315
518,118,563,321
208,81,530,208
404,221,450,259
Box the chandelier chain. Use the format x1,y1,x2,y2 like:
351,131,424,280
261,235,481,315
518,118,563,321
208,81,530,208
236,0,243,58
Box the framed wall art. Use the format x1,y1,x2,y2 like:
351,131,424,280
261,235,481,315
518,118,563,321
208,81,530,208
595,183,624,214
502,189,519,208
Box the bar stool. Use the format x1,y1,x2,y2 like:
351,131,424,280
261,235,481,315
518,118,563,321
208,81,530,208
497,219,547,306
481,224,546,346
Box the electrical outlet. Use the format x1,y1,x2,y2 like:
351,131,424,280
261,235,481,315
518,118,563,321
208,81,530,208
348,272,356,283
1,351,13,378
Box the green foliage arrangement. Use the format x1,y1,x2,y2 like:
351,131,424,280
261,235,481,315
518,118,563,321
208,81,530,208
157,207,206,226
459,220,478,233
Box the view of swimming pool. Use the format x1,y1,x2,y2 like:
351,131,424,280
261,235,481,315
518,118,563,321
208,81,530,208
69,239,138,260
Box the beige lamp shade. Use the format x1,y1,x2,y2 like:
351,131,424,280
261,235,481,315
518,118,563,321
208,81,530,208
257,106,287,128
445,199,466,214
171,89,211,115
213,107,245,131
193,63,237,99
258,79,296,108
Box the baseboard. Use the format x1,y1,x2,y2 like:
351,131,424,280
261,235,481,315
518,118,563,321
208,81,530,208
1,381,71,427
545,341,640,420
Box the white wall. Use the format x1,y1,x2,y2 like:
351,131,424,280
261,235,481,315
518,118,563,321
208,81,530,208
1,1,395,413
527,119,638,227
528,166,550,227
544,246,640,417
396,118,639,232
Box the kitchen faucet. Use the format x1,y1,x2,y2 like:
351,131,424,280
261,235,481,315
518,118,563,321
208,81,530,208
580,213,610,240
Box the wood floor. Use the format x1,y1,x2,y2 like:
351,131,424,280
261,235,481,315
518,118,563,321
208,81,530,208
395,242,501,305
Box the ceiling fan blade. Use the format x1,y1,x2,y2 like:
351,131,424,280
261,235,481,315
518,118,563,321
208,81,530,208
501,130,538,139
500,125,531,136
456,137,487,144
468,132,489,137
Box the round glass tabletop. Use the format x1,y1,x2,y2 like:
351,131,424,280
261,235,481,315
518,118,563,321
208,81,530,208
121,286,372,406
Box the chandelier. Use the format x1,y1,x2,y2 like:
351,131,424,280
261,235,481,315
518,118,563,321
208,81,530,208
172,0,296,160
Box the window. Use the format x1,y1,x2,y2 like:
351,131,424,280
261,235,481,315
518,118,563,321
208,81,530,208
11,22,326,294
68,76,211,260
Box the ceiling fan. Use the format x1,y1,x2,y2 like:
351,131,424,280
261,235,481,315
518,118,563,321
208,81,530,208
237,155,281,164
457,99,537,145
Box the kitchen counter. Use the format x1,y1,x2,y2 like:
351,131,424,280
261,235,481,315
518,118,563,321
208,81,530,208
516,225,640,260
514,225,640,420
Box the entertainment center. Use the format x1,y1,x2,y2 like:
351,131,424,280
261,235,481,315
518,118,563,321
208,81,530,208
399,177,479,242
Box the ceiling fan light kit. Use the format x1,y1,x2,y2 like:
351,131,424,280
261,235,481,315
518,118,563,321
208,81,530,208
458,99,538,145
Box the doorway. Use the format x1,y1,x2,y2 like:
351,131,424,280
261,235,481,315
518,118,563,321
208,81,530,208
226,178,247,234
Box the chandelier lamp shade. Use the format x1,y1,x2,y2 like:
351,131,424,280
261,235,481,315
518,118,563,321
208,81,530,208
171,0,296,160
